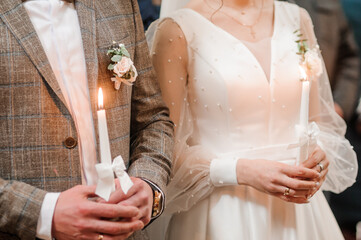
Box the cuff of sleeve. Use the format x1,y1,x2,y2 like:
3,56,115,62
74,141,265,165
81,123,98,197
139,178,165,220
210,158,238,186
36,192,60,240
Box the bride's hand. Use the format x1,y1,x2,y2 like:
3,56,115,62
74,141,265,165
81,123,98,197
236,159,320,203
300,146,329,198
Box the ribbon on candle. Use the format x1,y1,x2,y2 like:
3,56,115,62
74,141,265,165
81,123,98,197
287,122,320,165
95,155,134,201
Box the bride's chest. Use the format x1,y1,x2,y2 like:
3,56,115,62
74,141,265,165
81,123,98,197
186,32,304,117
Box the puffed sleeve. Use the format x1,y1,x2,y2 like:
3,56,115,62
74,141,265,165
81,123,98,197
300,8,358,193
148,18,238,214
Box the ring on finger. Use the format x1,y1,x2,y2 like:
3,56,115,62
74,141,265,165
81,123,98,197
317,162,324,173
98,234,104,240
284,187,290,196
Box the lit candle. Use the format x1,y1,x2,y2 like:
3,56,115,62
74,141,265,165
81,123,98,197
95,88,133,200
97,88,112,166
299,66,309,129
297,66,310,165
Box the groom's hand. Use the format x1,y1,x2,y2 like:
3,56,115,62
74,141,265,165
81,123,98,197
52,185,144,240
107,177,154,226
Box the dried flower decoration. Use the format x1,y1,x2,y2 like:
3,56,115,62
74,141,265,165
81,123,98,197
294,30,323,79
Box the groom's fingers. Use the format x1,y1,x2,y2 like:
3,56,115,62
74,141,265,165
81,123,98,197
52,185,142,240
88,202,139,219
84,232,133,240
105,178,139,204
119,178,153,225
90,219,144,235
102,232,133,240
75,185,98,199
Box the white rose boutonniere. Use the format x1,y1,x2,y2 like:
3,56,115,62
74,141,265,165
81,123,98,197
295,30,323,79
107,42,138,90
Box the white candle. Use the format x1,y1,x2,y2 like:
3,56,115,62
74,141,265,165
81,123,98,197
299,82,309,128
95,88,133,199
97,88,112,165
297,66,310,165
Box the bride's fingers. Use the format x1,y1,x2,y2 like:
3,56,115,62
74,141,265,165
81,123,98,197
308,168,329,198
281,165,320,179
307,176,327,199
269,185,311,197
311,159,330,174
301,147,326,169
290,189,311,197
278,176,318,190
311,168,328,184
275,193,309,204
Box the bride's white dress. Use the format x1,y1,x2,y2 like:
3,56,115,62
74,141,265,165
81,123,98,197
147,1,358,240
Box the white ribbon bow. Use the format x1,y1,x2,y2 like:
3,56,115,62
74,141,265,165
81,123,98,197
95,155,134,201
287,122,320,165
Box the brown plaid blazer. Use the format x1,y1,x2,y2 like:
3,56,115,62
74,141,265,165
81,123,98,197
0,0,173,239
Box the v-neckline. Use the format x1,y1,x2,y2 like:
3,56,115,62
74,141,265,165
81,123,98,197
181,3,279,84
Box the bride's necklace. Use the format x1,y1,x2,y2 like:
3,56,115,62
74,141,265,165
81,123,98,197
220,0,265,40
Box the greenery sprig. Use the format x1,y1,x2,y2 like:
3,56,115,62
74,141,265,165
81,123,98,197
294,29,308,61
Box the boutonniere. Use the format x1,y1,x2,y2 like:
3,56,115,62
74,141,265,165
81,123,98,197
107,42,138,90
294,30,323,79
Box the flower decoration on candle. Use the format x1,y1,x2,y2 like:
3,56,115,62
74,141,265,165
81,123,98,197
95,88,133,201
107,41,138,90
294,30,323,79
293,30,322,165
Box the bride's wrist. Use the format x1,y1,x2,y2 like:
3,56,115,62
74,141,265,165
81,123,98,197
236,159,251,185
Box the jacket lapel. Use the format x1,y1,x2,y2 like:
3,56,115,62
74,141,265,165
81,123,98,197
0,0,66,105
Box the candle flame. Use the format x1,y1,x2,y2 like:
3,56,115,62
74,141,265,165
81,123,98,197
299,65,308,82
98,88,104,109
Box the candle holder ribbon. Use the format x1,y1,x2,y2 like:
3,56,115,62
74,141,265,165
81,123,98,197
287,122,320,165
95,155,134,202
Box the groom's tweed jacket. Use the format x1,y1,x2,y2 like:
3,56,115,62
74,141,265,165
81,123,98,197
0,0,173,239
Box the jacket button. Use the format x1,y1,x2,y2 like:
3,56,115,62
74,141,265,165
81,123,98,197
64,137,77,149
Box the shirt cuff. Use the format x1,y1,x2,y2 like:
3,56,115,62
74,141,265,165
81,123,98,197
210,158,238,186
36,192,61,240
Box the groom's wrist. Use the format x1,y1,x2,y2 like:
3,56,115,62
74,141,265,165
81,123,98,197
139,178,165,222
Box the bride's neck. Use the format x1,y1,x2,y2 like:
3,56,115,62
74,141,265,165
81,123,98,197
221,0,273,8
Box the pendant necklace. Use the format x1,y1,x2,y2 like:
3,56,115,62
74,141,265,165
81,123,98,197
220,0,265,40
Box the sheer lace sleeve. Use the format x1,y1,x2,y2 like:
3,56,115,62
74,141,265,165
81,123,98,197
150,18,218,214
300,8,358,193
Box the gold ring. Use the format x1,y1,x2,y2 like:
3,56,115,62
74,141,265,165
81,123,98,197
284,187,290,196
98,234,104,240
317,162,324,173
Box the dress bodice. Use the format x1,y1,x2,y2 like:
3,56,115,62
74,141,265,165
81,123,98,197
171,3,305,156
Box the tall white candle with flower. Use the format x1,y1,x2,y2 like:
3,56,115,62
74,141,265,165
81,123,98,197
299,66,309,129
95,88,133,201
294,30,323,165
296,66,310,165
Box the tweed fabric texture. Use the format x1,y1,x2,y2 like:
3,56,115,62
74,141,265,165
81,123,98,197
0,0,173,239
